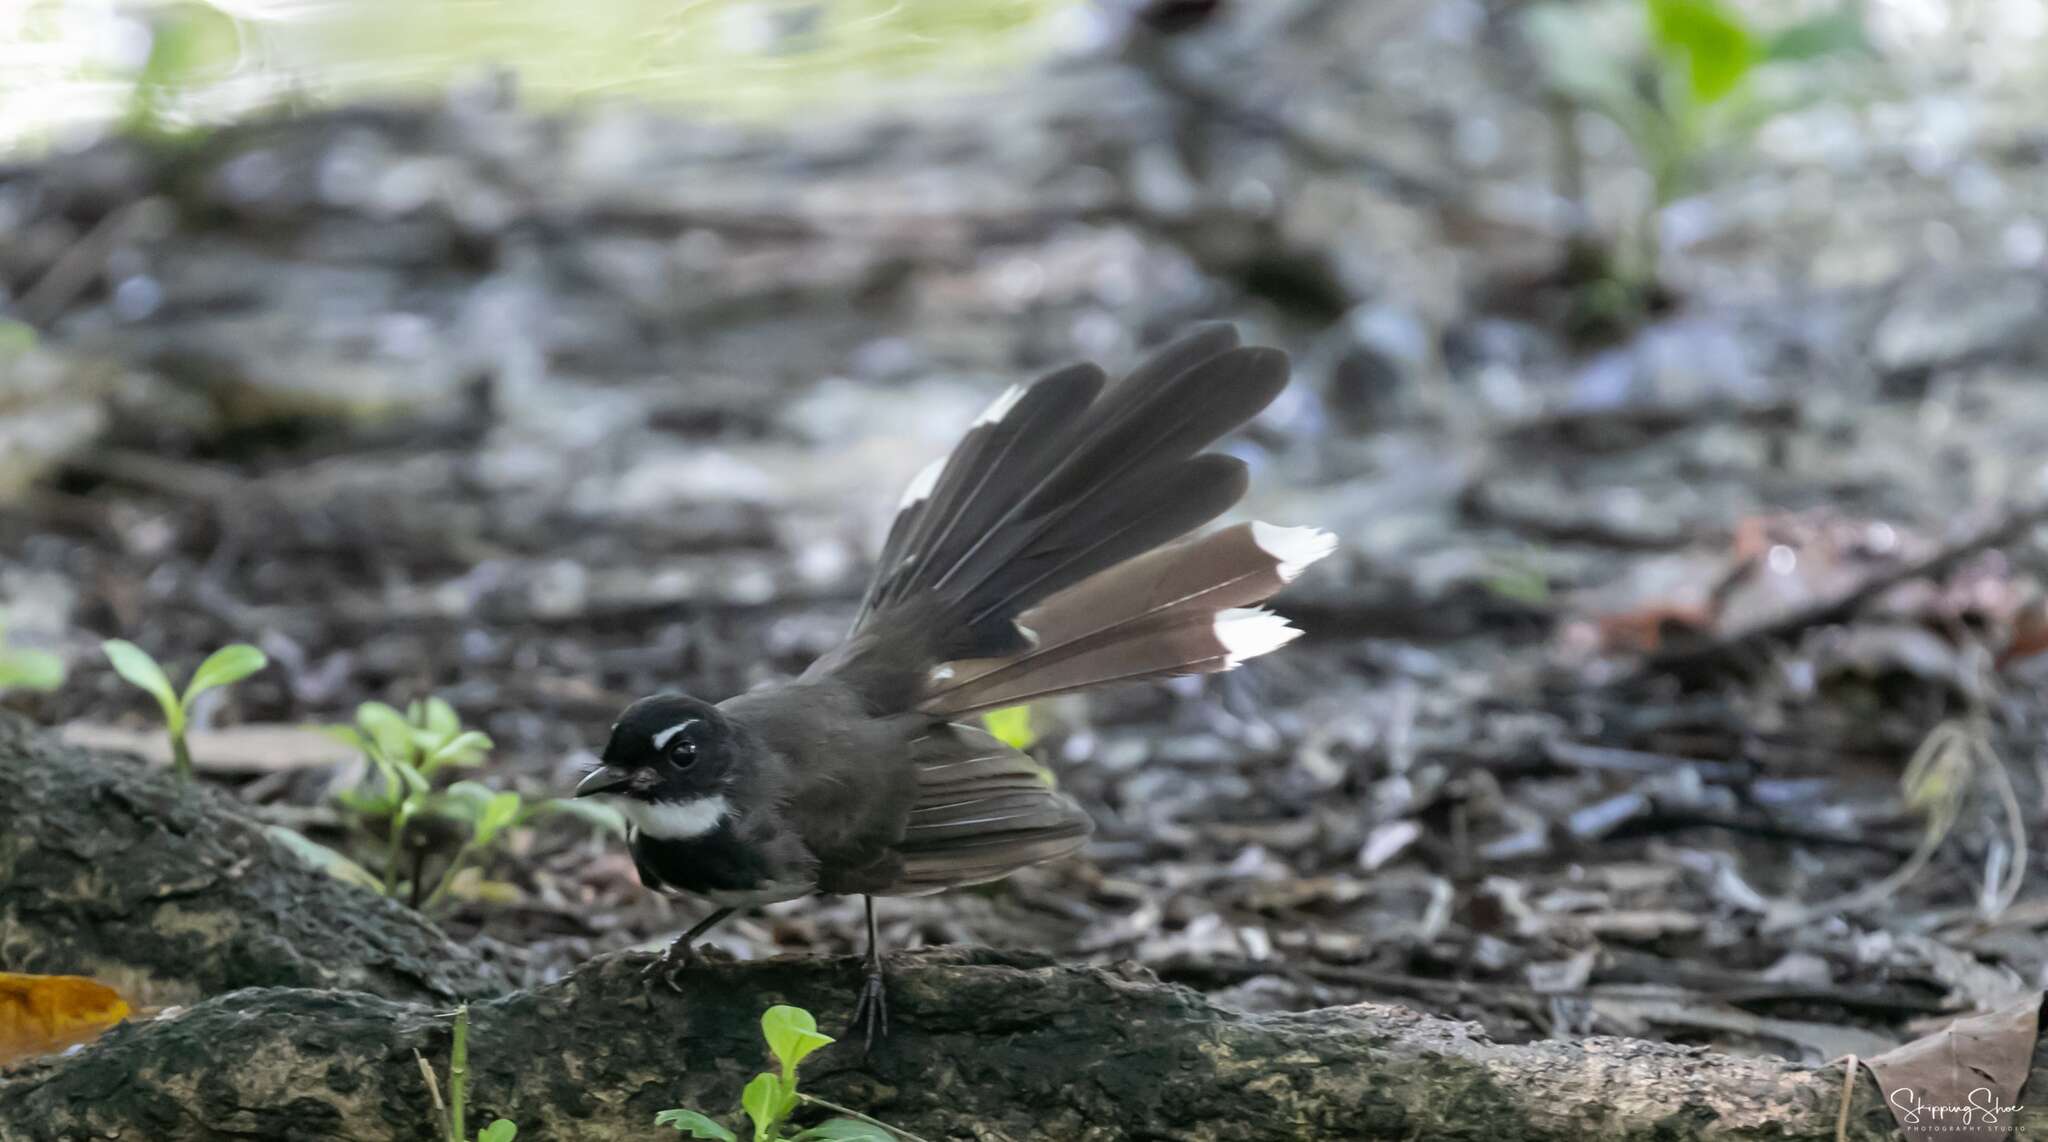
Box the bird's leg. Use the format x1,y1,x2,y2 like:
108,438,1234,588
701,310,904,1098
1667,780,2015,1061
643,906,737,990
849,895,888,1051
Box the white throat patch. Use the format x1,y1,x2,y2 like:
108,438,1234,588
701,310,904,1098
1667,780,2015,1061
610,794,731,840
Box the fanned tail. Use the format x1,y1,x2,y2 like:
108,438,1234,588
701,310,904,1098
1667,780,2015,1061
816,324,1329,713
919,521,1335,716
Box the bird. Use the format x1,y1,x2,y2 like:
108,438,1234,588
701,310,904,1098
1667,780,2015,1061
574,323,1333,1046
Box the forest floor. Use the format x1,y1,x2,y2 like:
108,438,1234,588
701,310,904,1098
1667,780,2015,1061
6,0,2048,1070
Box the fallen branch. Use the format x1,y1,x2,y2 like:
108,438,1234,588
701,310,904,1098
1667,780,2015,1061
0,715,505,1006
0,946,1971,1142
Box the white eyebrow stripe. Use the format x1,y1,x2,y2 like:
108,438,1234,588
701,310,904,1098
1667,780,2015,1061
651,720,700,750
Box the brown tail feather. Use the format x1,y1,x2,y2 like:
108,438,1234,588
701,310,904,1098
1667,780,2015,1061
919,521,1334,717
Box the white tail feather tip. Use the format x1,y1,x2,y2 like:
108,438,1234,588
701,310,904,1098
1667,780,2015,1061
1250,522,1337,582
973,383,1026,427
899,457,945,510
1215,607,1302,668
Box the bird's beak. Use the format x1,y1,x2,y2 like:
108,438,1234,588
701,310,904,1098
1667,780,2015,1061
575,767,630,798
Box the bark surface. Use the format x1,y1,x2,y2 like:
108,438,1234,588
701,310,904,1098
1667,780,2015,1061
0,715,505,1006
0,943,1964,1141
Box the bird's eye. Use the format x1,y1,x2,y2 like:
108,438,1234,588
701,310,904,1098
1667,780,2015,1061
668,737,698,768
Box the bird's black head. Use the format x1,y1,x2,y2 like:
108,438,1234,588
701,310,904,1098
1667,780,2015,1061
576,694,739,839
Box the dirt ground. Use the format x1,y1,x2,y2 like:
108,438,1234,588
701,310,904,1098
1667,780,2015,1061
6,0,2048,1065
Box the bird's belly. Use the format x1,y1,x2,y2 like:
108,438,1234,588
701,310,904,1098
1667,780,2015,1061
631,829,811,904
700,882,814,908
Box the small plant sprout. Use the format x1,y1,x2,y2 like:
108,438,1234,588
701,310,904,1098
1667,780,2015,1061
0,612,65,694
100,639,267,783
416,1003,518,1142
1525,0,1866,314
332,696,626,907
333,697,498,894
657,1005,918,1141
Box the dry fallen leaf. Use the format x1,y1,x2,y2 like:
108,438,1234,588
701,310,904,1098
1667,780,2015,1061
1863,991,2042,1142
0,972,131,1065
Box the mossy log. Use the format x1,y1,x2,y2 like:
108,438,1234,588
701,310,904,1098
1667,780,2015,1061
0,944,1969,1141
0,716,2017,1141
0,715,504,1006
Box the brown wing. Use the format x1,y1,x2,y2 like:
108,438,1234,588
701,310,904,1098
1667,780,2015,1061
877,722,1092,896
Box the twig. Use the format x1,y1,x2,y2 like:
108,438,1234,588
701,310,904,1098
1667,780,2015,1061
13,199,155,326
1119,19,1452,201
415,1048,450,1141
1632,501,2048,681
1834,1055,1858,1142
799,1093,936,1142
1762,719,1971,931
1542,738,1749,782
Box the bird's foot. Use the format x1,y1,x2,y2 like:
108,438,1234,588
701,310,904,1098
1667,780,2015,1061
640,936,702,992
849,962,888,1054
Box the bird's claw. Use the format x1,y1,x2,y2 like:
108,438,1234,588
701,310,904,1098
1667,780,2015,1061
849,965,887,1054
640,939,701,992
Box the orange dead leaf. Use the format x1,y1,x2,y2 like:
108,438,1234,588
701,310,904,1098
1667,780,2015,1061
1593,603,1715,653
2000,596,2048,669
0,972,131,1066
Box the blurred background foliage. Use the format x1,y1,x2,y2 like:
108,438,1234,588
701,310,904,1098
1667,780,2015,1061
1,0,1084,149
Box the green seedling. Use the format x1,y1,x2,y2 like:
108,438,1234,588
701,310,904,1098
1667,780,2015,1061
333,697,497,895
656,1005,918,1141
419,779,627,911
101,639,267,782
417,1004,518,1142
332,696,624,906
0,612,65,694
1526,0,1866,314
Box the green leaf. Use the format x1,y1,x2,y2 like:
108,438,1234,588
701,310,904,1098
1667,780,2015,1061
1762,8,1866,62
790,1122,896,1142
356,702,416,766
534,798,629,838
422,730,493,775
421,696,461,740
102,640,184,731
435,781,496,823
981,704,1036,751
741,1073,783,1141
761,1005,834,1077
182,643,266,706
0,647,66,693
393,759,431,798
475,791,523,845
265,826,383,890
334,786,400,816
654,1109,738,1141
1647,0,1757,104
476,1119,518,1142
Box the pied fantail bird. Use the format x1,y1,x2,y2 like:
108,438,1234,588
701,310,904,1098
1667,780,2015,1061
574,324,1334,1043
